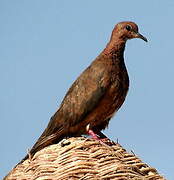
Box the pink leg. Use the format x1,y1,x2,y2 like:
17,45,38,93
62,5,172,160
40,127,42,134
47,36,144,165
87,129,111,146
86,124,111,144
87,129,100,140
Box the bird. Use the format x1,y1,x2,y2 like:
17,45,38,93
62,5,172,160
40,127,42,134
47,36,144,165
22,21,147,162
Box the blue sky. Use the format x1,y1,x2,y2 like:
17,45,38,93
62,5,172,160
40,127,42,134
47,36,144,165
0,1,173,179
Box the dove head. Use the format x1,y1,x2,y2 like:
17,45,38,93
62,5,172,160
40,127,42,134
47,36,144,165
111,21,147,42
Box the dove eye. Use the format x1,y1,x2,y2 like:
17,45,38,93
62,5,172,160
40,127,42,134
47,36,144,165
125,25,132,31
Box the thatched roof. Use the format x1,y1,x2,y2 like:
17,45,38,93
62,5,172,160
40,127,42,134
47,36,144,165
5,137,165,180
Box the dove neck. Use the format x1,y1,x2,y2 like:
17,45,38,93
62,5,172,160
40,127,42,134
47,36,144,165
103,40,126,60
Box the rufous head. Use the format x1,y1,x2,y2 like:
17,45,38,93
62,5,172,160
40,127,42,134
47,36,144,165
111,21,147,42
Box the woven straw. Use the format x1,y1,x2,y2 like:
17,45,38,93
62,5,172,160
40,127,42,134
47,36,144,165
5,137,166,180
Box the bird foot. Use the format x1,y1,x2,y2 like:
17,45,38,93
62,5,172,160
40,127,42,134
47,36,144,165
86,124,100,140
87,129,100,140
86,124,108,144
88,130,108,147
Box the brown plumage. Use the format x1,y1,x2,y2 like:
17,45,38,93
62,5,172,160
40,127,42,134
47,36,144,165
22,21,147,162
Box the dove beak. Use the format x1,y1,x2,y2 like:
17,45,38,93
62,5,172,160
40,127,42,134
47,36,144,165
136,32,148,42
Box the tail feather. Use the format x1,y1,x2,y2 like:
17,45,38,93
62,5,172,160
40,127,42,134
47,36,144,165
18,125,65,165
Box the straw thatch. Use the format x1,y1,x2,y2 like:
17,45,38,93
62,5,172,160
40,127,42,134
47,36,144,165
4,137,165,180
